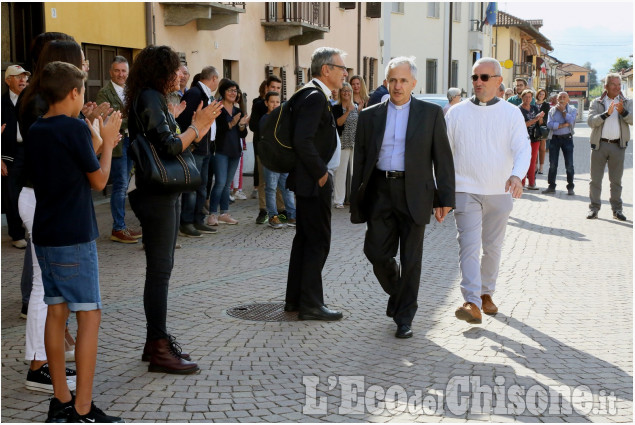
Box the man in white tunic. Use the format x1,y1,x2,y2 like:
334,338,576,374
444,57,530,324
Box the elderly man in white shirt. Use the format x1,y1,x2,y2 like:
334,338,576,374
445,57,530,325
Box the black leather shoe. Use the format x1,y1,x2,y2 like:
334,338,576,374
395,325,413,339
587,210,598,219
542,187,555,194
613,210,627,221
284,303,299,312
386,296,396,318
298,305,343,321
567,188,575,196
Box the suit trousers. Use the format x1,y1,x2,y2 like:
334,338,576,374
454,192,513,309
2,162,25,241
589,141,625,212
363,173,426,327
286,174,333,309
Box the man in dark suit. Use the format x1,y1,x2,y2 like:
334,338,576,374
350,57,455,338
285,47,348,321
2,64,30,249
176,65,222,237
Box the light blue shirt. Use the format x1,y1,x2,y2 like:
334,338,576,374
547,104,577,136
377,98,411,171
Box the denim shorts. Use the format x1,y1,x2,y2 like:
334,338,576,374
35,240,102,311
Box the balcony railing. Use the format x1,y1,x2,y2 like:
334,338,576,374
513,62,534,78
219,2,245,9
265,2,330,29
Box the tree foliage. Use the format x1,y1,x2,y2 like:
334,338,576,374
610,57,633,73
583,61,598,89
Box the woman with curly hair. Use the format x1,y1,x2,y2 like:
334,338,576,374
206,79,249,226
349,75,369,111
125,45,220,374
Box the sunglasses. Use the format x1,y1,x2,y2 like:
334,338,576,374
327,63,347,71
471,74,500,82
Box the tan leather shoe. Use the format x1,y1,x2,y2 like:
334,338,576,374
455,302,482,324
481,294,498,315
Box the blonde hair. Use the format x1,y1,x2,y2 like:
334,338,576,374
349,75,369,104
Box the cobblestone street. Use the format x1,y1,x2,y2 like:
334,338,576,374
1,120,632,423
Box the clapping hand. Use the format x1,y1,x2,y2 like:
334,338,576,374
100,111,123,150
239,114,250,127
86,102,113,122
168,100,187,118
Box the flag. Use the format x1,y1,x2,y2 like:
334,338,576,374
483,2,497,26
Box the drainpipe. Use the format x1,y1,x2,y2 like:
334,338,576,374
145,3,154,46
448,2,453,90
357,2,361,74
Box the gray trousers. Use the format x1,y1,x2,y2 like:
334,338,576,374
454,193,513,309
589,141,625,212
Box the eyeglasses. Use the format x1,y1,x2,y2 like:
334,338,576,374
226,89,238,93
10,74,28,80
327,63,347,71
471,74,500,82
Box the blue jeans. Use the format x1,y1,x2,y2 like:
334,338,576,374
181,153,210,225
110,136,133,231
547,134,574,189
209,154,240,214
263,166,296,219
35,240,101,312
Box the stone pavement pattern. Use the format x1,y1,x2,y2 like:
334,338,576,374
1,120,632,422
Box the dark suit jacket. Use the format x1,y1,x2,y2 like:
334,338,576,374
1,92,19,163
287,83,336,198
350,97,455,226
176,83,211,156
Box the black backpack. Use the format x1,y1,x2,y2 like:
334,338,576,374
258,86,330,173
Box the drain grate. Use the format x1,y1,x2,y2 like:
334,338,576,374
226,303,298,322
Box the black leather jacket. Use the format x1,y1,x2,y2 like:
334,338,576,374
129,88,184,159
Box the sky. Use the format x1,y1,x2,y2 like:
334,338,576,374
498,1,633,77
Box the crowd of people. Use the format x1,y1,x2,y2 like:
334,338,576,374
2,32,632,422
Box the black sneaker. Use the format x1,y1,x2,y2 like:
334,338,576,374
46,396,74,423
255,210,268,224
278,211,288,223
193,222,217,234
613,210,627,221
26,364,77,393
21,302,28,319
68,402,125,423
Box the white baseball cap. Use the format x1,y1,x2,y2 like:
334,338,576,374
5,65,31,79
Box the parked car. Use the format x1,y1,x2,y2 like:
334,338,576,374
414,94,450,109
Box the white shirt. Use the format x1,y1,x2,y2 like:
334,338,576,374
111,81,125,104
308,79,341,174
9,90,22,142
198,81,217,141
445,99,531,195
601,96,621,140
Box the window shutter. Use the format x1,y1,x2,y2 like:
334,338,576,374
296,67,304,88
366,2,381,18
339,2,355,10
265,65,274,79
369,58,376,89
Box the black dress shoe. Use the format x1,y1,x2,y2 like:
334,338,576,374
587,210,598,219
284,303,299,312
395,324,413,339
613,210,627,221
386,296,396,318
298,305,343,321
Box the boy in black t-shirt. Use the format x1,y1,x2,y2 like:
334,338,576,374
27,61,124,423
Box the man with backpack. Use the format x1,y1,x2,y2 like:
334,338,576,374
284,47,348,321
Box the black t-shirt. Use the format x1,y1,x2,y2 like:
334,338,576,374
27,115,100,246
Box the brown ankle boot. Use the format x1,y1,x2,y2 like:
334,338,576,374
142,337,191,362
147,338,199,374
480,294,498,315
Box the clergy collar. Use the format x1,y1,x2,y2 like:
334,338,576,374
470,95,500,106
388,97,412,110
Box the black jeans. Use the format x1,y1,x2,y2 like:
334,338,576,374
129,189,180,341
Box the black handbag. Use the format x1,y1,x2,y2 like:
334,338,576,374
534,125,549,140
129,97,201,193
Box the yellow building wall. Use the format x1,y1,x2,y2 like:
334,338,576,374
492,26,521,88
44,2,146,48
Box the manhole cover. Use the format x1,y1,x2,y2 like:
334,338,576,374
226,303,298,322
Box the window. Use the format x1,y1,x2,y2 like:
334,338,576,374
451,60,459,88
392,2,404,13
369,58,377,90
426,59,438,93
427,2,439,18
452,2,461,22
580,75,585,83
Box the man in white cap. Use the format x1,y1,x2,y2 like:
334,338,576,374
2,64,31,249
